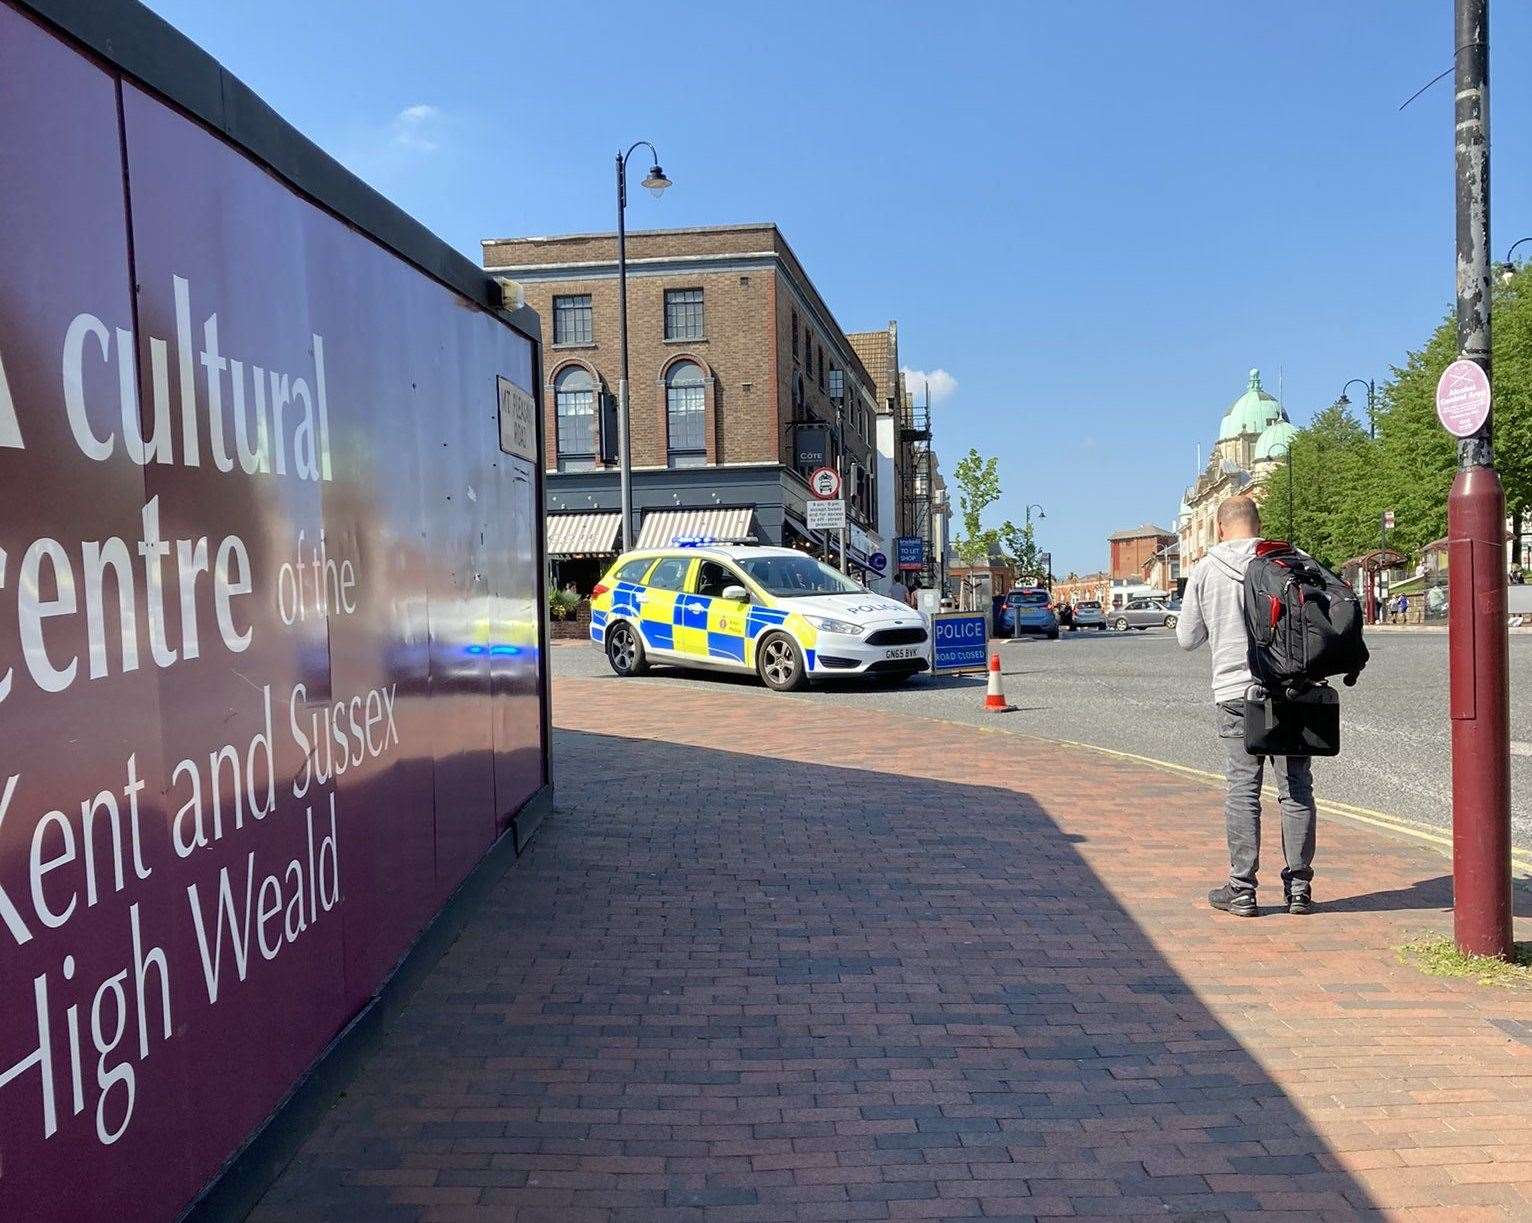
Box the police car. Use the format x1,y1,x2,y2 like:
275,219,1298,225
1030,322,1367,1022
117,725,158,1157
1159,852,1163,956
589,541,929,691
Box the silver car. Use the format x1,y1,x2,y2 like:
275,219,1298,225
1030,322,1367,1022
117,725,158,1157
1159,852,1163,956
1111,598,1177,631
1070,600,1107,630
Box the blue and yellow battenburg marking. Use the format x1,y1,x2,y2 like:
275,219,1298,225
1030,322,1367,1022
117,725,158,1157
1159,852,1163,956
588,558,820,670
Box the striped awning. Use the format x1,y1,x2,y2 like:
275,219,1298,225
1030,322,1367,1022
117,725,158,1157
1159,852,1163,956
545,512,621,558
636,507,756,550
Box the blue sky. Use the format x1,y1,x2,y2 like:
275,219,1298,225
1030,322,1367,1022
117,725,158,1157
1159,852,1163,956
141,0,1532,574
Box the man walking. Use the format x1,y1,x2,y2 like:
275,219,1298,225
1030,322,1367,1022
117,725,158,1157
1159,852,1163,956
1176,496,1316,916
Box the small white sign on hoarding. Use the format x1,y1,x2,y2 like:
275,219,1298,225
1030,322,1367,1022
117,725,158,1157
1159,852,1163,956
497,376,538,462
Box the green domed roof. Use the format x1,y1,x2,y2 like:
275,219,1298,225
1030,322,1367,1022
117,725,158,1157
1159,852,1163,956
1217,369,1285,441
1254,419,1298,462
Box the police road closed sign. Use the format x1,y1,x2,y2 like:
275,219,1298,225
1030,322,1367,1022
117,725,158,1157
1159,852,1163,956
932,611,989,674
806,498,846,529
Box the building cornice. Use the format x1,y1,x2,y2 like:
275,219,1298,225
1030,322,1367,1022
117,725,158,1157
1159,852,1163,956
488,246,879,404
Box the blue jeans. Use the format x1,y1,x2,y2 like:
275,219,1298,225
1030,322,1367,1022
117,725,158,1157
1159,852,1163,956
1217,700,1316,897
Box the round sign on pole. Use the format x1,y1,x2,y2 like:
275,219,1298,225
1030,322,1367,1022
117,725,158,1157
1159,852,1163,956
808,466,841,499
1436,358,1492,438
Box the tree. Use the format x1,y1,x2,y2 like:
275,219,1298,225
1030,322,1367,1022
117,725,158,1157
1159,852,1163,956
950,447,1041,574
1259,404,1377,569
1260,276,1532,569
999,519,1044,579
950,448,1002,567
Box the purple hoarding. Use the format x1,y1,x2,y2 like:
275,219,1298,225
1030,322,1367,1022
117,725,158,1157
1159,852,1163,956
0,5,547,1219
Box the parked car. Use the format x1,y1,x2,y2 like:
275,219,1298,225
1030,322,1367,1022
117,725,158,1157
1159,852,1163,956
590,543,930,690
1000,587,1060,639
1111,598,1175,631
1070,599,1107,630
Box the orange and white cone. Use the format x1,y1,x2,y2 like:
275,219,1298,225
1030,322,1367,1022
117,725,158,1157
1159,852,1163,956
984,653,1016,712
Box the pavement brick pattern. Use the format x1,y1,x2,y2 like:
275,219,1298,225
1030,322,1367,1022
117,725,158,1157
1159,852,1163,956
252,676,1532,1222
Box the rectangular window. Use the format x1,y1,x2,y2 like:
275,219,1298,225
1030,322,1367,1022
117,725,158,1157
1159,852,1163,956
664,287,704,340
554,368,598,471
817,346,824,390
791,310,800,362
828,367,843,403
667,379,707,467
552,294,592,345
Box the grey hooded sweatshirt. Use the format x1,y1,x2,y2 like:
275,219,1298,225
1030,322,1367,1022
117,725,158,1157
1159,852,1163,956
1176,537,1259,703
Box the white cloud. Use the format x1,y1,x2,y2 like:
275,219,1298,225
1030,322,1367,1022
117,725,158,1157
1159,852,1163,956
390,104,443,153
900,367,958,405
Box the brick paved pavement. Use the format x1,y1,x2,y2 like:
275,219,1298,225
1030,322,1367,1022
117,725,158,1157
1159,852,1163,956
251,676,1532,1222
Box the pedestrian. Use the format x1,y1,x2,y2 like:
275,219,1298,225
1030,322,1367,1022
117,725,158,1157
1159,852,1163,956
1395,593,1408,624
1175,495,1316,917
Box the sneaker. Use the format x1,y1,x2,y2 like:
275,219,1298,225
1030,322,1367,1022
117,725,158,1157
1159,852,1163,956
1208,885,1257,917
1285,888,1315,915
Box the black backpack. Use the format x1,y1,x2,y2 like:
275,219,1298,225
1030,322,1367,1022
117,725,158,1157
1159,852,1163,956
1242,540,1369,692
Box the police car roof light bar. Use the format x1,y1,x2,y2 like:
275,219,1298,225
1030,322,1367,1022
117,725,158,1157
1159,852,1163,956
672,535,759,548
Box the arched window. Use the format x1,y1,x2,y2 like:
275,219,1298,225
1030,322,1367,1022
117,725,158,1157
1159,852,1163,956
665,360,707,468
554,365,598,471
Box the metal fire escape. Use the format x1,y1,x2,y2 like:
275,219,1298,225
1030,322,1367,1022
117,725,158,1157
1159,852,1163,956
899,385,936,588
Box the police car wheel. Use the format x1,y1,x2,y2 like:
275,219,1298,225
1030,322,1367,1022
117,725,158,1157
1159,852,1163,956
757,632,807,692
605,622,648,677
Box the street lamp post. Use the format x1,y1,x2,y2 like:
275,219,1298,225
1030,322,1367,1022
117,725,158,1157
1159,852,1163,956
1024,505,1045,582
1338,378,1376,439
1278,440,1295,547
1496,236,1532,283
1447,0,1511,960
614,143,672,553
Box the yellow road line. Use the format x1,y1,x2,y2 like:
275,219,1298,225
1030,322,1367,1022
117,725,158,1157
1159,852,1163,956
1055,738,1532,874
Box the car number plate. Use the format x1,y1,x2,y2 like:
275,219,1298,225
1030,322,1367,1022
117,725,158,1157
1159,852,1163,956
883,647,920,660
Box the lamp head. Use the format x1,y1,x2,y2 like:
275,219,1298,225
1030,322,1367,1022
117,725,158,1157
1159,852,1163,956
641,165,672,198
1500,261,1517,285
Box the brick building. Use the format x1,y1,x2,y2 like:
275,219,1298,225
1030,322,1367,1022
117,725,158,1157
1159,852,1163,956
1052,571,1110,607
1109,523,1177,584
483,224,895,589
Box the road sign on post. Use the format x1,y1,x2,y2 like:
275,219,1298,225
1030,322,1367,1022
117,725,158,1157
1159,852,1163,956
931,611,989,675
809,466,841,499
806,498,846,530
1382,510,1396,531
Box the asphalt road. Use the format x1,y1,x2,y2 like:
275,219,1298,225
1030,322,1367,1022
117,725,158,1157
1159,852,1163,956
553,627,1532,851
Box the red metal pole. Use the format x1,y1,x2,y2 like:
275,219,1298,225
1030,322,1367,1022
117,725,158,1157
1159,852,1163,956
1448,468,1512,955
1448,0,1512,958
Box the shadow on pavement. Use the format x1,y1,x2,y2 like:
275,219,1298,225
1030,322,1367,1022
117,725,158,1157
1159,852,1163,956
628,666,989,696
252,729,1385,1219
1324,873,1532,917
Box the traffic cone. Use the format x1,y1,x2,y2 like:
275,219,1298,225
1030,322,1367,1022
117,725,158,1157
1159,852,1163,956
984,654,1017,712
